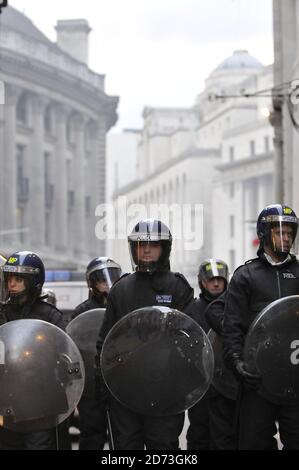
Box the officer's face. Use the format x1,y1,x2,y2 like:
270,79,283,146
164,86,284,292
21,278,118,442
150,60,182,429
136,241,162,262
270,224,294,253
7,274,26,294
202,277,225,296
95,280,109,294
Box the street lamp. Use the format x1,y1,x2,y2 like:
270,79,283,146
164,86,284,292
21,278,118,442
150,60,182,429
0,1,8,14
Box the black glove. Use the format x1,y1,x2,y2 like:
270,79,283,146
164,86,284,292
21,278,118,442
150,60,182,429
232,355,261,391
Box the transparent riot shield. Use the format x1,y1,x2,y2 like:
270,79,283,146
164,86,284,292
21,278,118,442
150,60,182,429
101,306,214,416
208,330,238,400
244,295,299,404
66,308,105,397
0,319,85,432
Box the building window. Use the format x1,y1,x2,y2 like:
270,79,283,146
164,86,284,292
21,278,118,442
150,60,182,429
230,214,235,237
44,152,54,208
250,140,255,156
264,136,270,153
68,190,75,212
229,146,234,162
17,145,29,204
229,249,235,272
44,105,52,134
229,182,235,198
16,93,27,125
85,196,91,216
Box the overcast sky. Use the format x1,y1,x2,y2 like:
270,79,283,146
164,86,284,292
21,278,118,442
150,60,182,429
8,0,273,131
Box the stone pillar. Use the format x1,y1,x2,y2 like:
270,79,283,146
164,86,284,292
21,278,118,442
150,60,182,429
29,95,47,249
54,103,69,252
2,84,19,247
73,113,86,257
90,117,106,256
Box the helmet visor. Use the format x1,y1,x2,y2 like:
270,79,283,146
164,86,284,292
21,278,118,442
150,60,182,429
199,260,229,283
129,240,162,272
269,221,298,254
90,267,121,290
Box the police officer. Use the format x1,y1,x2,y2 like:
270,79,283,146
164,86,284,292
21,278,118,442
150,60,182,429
223,204,299,450
95,219,194,450
186,259,229,449
0,251,65,450
72,257,121,318
72,256,121,450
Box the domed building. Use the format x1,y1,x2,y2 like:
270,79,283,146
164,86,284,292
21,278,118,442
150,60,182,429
109,50,274,288
0,6,118,268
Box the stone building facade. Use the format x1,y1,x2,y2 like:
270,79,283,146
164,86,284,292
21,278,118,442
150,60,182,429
0,6,118,268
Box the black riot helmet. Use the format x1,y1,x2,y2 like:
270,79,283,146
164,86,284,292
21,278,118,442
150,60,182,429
2,251,45,304
86,257,121,295
198,259,229,299
128,219,172,273
256,204,298,255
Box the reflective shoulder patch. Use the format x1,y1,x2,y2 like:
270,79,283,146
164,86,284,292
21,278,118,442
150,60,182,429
156,295,172,304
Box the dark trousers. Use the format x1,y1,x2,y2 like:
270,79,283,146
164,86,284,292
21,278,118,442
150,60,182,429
77,395,107,450
0,427,57,450
186,393,209,450
238,390,299,450
109,398,184,450
209,388,237,450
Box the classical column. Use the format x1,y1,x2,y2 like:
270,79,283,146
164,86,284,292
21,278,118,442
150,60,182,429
0,93,4,233
29,95,48,249
2,84,20,247
91,117,106,255
73,113,86,257
54,103,69,252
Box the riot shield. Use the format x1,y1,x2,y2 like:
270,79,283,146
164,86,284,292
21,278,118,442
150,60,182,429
0,319,85,432
101,306,214,416
208,330,238,400
66,308,105,397
244,295,299,404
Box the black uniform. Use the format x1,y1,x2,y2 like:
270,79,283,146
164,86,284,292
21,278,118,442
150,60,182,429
0,299,65,450
185,295,211,450
72,294,107,450
95,270,194,450
72,294,106,320
202,292,237,450
223,253,299,449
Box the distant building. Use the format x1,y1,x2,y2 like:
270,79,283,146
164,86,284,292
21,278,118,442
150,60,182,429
272,0,299,214
0,6,118,268
110,50,274,289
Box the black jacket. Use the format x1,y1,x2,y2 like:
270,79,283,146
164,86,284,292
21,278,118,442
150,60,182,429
72,295,106,320
205,291,227,335
222,253,299,367
95,270,194,371
0,298,65,329
186,294,211,333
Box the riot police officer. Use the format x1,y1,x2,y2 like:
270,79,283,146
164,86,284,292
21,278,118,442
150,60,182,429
72,257,121,318
0,251,65,450
71,256,121,450
186,259,229,449
95,219,194,450
223,204,299,449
